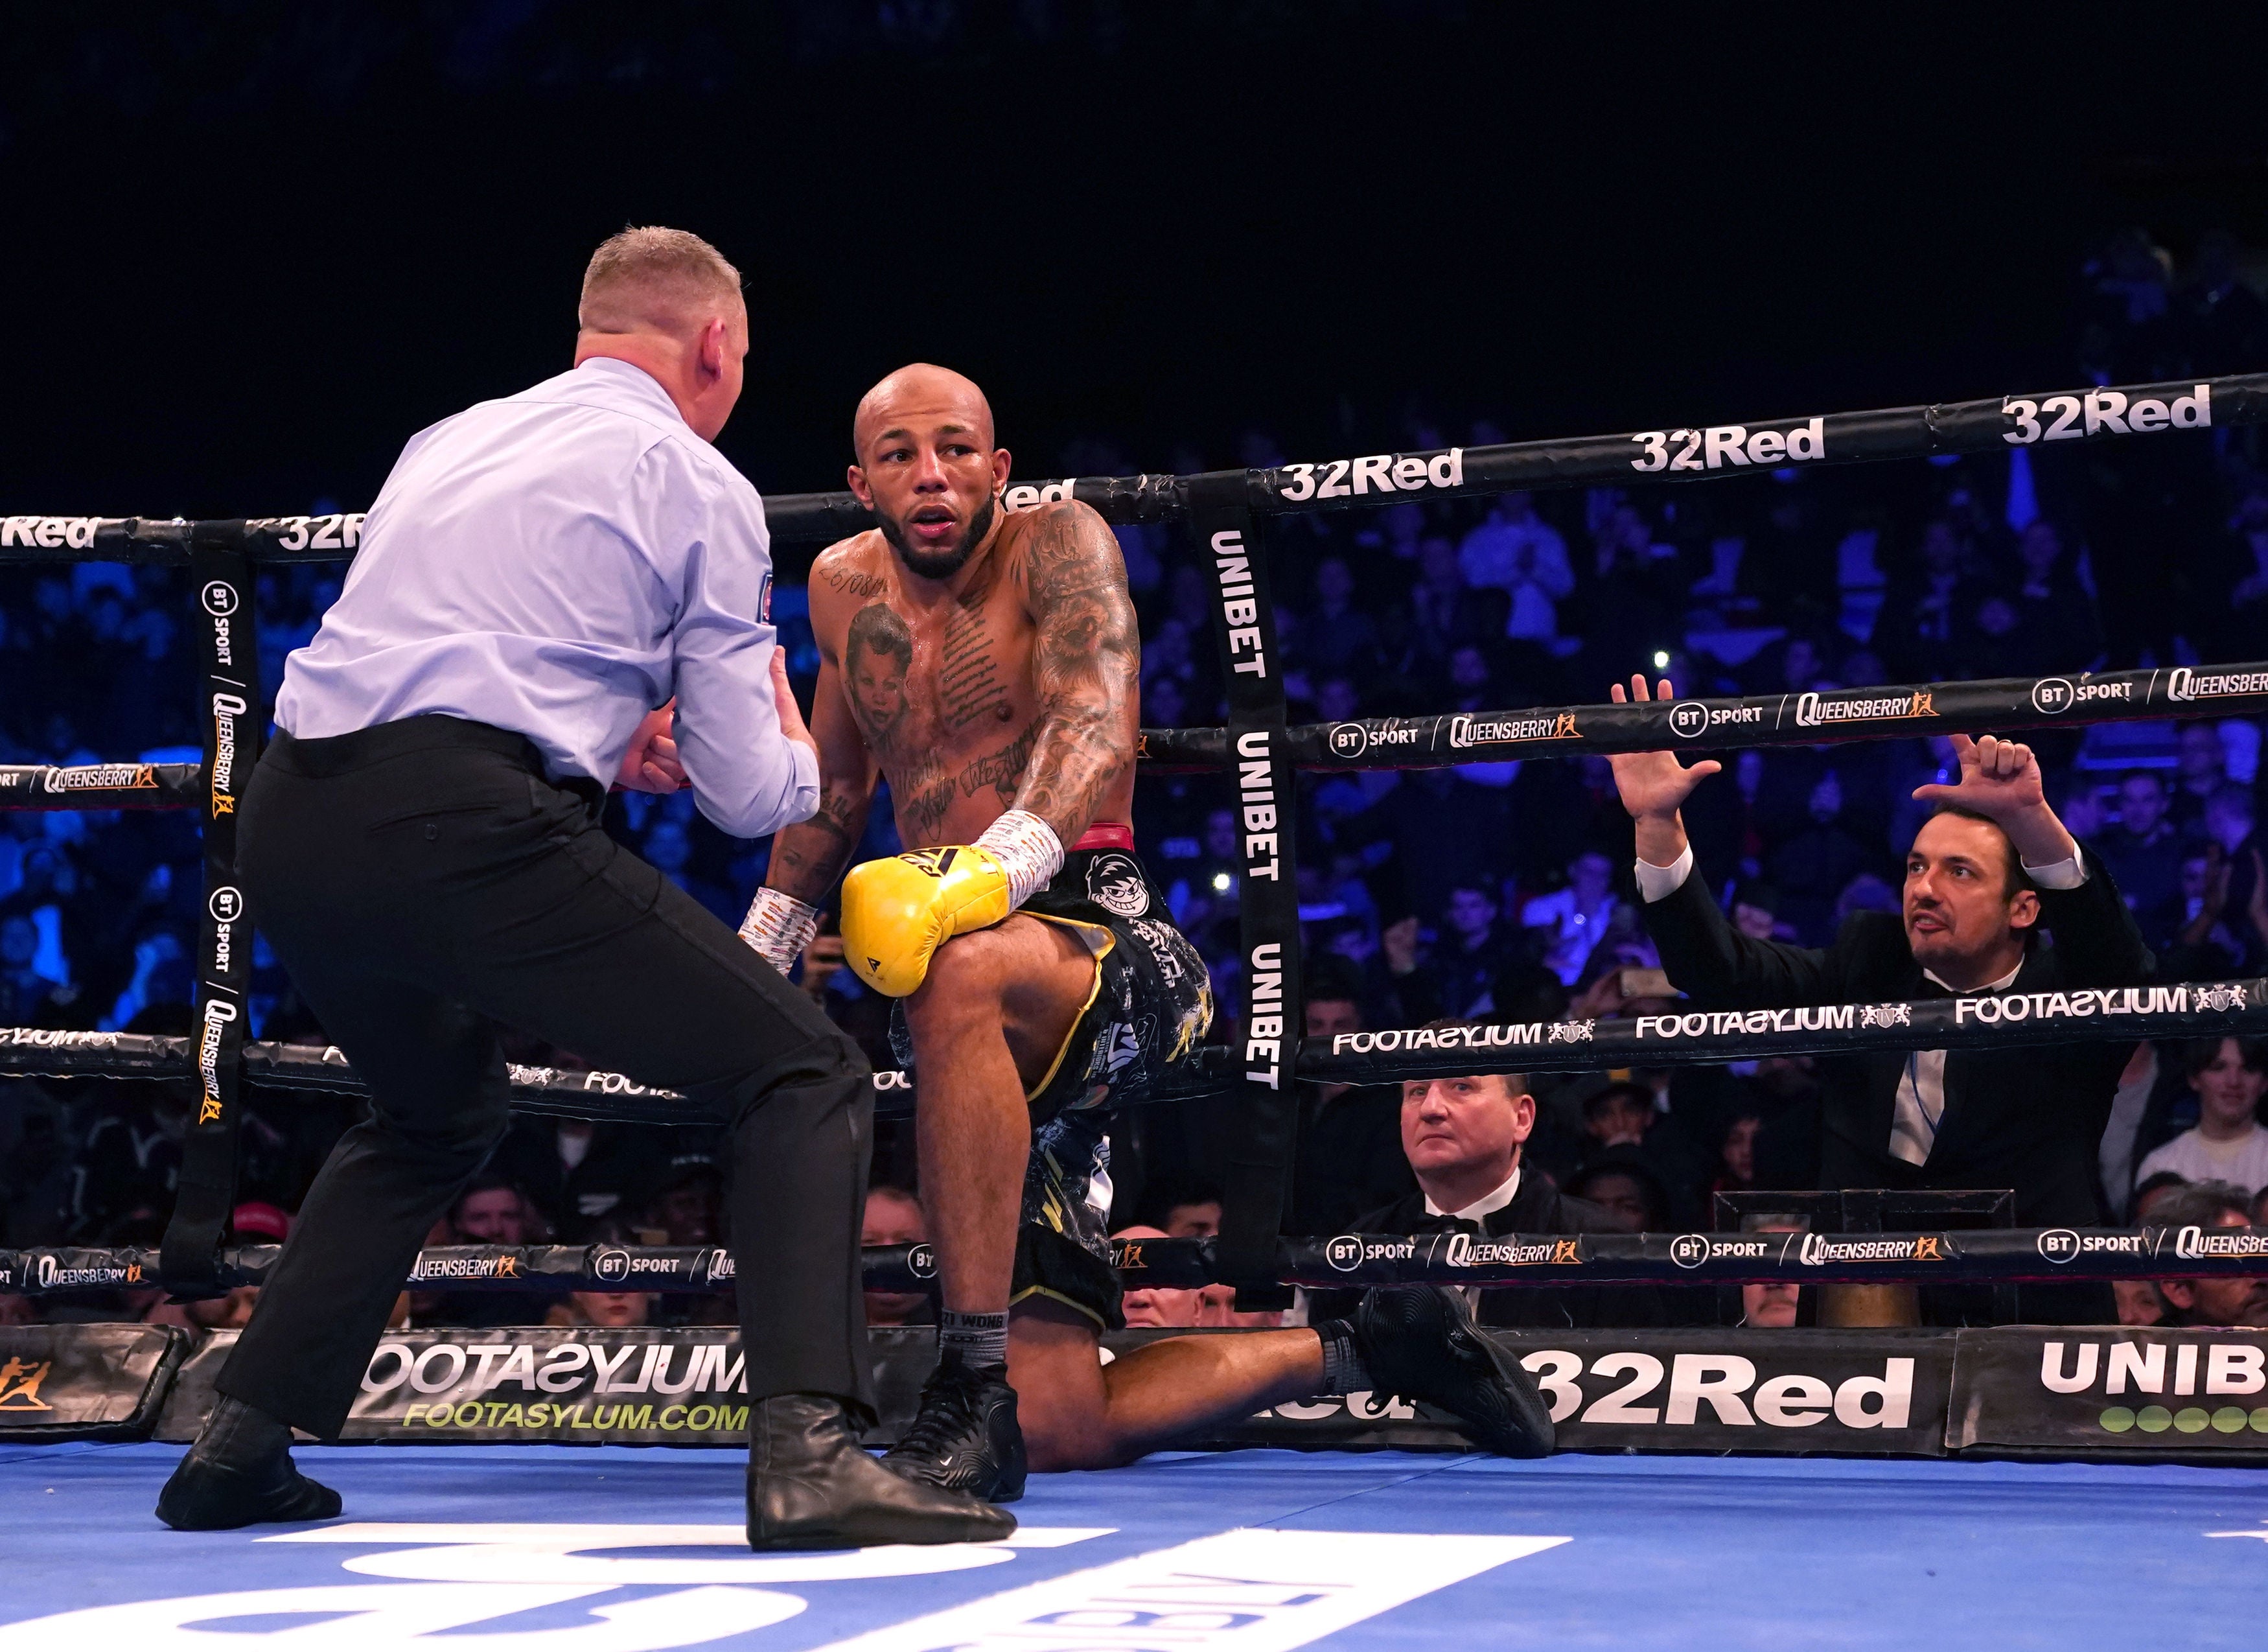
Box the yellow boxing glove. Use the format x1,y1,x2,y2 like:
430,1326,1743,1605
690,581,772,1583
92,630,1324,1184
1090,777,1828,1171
840,845,1013,997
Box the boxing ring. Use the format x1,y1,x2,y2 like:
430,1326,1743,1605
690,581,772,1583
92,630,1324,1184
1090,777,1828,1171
6,369,2268,1647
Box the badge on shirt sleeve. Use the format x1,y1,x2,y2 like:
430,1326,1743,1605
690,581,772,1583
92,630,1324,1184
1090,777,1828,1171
758,570,773,624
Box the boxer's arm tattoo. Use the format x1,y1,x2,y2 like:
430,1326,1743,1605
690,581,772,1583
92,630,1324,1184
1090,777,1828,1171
1012,502,1140,842
765,650,877,905
767,789,868,904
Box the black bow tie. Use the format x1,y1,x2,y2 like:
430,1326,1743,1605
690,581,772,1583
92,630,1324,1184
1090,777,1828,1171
1409,1213,1483,1237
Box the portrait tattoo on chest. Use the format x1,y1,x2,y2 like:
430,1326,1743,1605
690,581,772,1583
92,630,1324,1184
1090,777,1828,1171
844,603,914,745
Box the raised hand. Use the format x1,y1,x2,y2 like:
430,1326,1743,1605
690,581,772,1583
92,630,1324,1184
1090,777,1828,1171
1910,733,2077,868
1606,677,1719,867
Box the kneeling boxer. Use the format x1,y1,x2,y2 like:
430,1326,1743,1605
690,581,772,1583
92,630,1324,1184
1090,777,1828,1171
740,365,1551,1496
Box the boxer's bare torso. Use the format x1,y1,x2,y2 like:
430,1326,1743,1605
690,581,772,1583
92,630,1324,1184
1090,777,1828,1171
773,501,1138,890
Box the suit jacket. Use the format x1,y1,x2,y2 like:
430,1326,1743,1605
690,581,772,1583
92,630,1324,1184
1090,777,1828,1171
1309,1172,1669,1330
1640,849,2153,1226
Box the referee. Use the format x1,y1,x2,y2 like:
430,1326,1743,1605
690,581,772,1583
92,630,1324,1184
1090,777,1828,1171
157,227,1012,1549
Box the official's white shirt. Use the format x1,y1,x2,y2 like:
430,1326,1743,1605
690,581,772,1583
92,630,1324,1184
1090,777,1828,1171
1425,1164,1523,1222
1634,841,2087,1166
277,356,816,840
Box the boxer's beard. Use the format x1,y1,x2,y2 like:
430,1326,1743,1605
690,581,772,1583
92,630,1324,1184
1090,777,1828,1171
880,493,997,581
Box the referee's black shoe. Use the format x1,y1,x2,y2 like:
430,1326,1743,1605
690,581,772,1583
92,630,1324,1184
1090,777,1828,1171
881,1353,1028,1503
156,1395,343,1530
746,1394,1015,1549
1354,1285,1556,1458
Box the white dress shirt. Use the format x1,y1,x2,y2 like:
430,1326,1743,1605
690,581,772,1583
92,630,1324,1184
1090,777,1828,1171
1424,1163,1523,1222
276,357,816,840
1635,840,2087,1166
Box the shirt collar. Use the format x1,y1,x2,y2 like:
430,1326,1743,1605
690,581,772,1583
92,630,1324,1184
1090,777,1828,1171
1424,1162,1522,1222
570,355,688,428
1923,957,2024,995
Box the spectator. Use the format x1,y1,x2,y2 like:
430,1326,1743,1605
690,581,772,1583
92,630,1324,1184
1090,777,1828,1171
1730,881,1783,942
2131,1170,2192,1225
2171,723,2228,835
2148,1181,2268,1327
1433,880,1521,1017
1738,1218,1804,1328
1299,557,1379,676
2098,771,2182,920
1713,1112,1763,1196
1403,535,1505,668
1562,1154,1673,1234
1580,1083,1656,1153
553,1289,655,1327
1457,493,1573,647
2134,1038,2268,1196
1521,850,1625,987
1289,964,1417,1235
2010,520,2102,671
862,1183,933,1328
2112,1279,2165,1327
1159,1190,1221,1239
425,1176,555,1329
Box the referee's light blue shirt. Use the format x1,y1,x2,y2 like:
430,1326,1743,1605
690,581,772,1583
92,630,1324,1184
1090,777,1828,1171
275,356,818,840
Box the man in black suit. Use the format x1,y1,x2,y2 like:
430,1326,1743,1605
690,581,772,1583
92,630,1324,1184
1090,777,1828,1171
1604,677,2153,1323
1314,1060,1664,1330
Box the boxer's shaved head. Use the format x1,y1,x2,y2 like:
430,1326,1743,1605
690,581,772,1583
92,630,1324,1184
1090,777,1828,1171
853,364,995,464
578,226,744,338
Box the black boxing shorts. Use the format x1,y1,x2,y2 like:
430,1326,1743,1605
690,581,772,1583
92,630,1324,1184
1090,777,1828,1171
890,825,1214,1330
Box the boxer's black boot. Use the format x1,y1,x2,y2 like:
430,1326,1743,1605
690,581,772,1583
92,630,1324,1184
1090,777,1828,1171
881,1352,1028,1503
1354,1285,1556,1458
156,1394,343,1530
747,1393,1015,1549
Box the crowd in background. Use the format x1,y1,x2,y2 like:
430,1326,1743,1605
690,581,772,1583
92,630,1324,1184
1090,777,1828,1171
4,227,2268,1331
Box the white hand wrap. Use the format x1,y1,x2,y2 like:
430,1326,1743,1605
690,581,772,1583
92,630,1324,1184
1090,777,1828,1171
976,809,1065,910
739,887,820,977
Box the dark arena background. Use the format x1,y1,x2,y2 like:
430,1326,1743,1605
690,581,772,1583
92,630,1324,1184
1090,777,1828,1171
5,8,2268,1649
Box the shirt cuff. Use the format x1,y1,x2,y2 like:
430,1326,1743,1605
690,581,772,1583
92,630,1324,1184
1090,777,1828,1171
1634,843,1694,903
2023,846,2086,890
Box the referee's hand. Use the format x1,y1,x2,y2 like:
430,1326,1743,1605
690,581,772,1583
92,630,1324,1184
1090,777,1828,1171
617,700,686,793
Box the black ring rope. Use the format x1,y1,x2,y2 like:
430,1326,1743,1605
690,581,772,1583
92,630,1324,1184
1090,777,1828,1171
6,1222,2263,1300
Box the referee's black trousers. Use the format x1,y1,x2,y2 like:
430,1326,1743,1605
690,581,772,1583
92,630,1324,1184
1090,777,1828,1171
218,715,875,1439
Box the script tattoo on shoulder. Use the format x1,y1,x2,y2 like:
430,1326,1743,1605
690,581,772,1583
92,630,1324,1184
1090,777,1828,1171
822,564,887,599
1013,502,1139,840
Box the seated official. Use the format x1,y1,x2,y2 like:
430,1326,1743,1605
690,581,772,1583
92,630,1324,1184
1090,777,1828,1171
1607,680,2152,1323
1313,1049,1664,1330
863,1184,934,1329
2149,1181,2268,1327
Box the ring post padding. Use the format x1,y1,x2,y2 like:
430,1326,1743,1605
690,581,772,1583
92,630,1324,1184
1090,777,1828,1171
1185,472,1299,1310
161,524,259,1299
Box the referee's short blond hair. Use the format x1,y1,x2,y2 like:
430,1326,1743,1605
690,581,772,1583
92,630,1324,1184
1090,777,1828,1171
577,226,743,336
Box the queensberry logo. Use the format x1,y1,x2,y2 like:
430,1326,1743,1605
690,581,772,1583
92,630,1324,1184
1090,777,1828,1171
1795,689,1934,728
1448,711,1579,749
